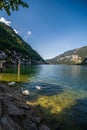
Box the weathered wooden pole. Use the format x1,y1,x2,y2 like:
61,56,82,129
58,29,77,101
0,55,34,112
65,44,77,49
0,61,3,73
18,60,21,75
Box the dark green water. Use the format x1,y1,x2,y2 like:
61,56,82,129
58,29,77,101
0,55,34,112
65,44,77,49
0,65,87,130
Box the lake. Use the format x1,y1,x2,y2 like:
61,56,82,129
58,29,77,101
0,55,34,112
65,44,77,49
0,64,87,130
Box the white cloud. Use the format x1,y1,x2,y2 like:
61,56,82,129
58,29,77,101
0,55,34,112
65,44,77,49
27,31,32,37
0,17,19,35
14,29,18,34
0,17,11,26
24,30,32,40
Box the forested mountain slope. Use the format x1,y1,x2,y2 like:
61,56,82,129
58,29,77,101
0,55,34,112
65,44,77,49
0,22,44,64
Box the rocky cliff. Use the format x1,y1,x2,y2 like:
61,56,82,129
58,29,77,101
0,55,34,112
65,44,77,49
46,46,87,65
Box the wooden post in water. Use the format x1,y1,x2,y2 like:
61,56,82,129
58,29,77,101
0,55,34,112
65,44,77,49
18,60,21,75
0,61,3,73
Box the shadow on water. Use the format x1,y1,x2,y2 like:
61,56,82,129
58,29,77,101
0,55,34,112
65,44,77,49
33,97,87,130
18,81,87,130
66,98,87,130
4,81,87,130
0,65,41,82
22,82,64,100
1,65,87,130
3,81,87,130
4,64,41,75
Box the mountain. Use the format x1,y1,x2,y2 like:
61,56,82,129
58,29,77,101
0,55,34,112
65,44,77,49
0,22,44,64
46,46,87,65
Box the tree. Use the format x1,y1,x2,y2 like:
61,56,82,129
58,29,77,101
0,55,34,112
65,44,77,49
0,0,28,15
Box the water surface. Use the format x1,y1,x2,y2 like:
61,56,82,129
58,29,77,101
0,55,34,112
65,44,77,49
0,65,87,130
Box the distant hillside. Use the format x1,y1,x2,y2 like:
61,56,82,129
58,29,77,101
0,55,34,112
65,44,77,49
0,22,44,64
46,46,87,65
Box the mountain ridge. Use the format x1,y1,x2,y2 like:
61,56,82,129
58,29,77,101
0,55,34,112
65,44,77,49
0,22,44,64
46,46,87,65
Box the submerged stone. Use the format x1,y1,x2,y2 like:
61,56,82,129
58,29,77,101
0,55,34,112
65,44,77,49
39,125,50,130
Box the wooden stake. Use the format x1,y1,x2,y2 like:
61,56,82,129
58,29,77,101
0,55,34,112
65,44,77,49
18,60,20,75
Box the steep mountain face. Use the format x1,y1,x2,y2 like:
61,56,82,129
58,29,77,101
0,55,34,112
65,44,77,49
0,22,44,64
46,46,87,65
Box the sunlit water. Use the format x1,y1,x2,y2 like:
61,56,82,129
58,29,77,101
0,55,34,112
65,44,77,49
0,65,87,130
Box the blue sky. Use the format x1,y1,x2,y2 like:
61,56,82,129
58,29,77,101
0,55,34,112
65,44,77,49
0,0,87,59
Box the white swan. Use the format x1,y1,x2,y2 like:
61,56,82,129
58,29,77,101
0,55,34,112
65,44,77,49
8,82,15,86
21,87,30,95
36,85,41,90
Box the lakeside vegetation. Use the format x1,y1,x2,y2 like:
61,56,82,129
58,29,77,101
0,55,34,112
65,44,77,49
0,22,44,64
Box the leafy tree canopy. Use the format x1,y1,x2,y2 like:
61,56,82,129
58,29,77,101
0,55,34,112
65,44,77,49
0,0,28,15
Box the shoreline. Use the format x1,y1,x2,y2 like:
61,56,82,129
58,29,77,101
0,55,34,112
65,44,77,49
0,82,50,130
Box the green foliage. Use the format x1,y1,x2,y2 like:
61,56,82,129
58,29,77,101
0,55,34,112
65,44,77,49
0,22,44,63
0,0,28,15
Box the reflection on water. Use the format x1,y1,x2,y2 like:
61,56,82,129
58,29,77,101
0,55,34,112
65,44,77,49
0,65,40,82
0,73,29,82
0,65,87,130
